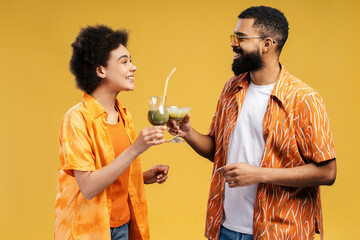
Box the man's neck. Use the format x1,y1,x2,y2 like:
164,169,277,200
250,61,281,86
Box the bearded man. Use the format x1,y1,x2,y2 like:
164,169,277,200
168,5,336,240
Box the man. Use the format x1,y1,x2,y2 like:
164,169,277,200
168,6,336,240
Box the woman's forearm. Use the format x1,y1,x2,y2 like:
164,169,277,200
74,145,138,200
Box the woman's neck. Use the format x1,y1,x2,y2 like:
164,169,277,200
91,87,119,116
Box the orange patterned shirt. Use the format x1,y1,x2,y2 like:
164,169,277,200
55,93,150,240
206,66,336,240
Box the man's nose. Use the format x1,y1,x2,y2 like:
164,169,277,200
231,40,239,48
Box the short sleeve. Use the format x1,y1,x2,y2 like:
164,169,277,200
59,112,96,176
208,82,228,137
296,93,336,163
208,108,218,137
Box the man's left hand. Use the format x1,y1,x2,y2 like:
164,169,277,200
217,163,261,188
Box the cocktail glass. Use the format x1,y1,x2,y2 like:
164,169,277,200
148,96,169,140
167,106,191,143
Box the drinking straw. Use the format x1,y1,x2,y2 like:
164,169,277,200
161,67,176,106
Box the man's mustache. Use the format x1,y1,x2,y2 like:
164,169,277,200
233,47,242,54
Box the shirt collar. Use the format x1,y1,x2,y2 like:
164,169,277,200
236,72,250,89
82,93,127,119
270,64,289,103
235,64,289,103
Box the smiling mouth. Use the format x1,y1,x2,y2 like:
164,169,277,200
126,76,134,81
234,52,241,59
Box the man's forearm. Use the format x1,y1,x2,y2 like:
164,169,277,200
183,127,215,161
261,159,337,187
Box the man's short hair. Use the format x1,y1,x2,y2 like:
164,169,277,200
239,6,289,53
70,25,128,94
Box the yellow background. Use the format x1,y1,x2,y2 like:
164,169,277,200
1,0,359,239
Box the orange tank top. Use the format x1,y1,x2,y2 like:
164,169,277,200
107,114,131,227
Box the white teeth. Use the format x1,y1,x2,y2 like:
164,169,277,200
126,76,134,80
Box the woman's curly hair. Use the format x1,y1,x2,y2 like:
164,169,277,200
70,25,128,94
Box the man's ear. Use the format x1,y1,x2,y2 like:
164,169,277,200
96,66,106,79
262,38,275,53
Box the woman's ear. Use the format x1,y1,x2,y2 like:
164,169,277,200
96,66,106,79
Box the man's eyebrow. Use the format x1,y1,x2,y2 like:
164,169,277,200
234,31,246,36
118,55,130,61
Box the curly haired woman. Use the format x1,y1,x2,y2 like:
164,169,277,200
55,25,169,240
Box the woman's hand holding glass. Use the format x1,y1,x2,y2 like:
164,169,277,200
131,126,166,155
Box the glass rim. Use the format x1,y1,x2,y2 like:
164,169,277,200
167,105,191,109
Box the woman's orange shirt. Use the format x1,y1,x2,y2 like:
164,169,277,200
55,93,150,240
107,114,131,228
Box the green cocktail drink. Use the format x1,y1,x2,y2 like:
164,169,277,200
148,108,169,125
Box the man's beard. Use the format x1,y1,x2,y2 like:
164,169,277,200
231,47,264,76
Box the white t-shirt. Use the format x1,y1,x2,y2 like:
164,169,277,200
222,81,275,234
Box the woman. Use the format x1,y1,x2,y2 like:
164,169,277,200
54,25,168,240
